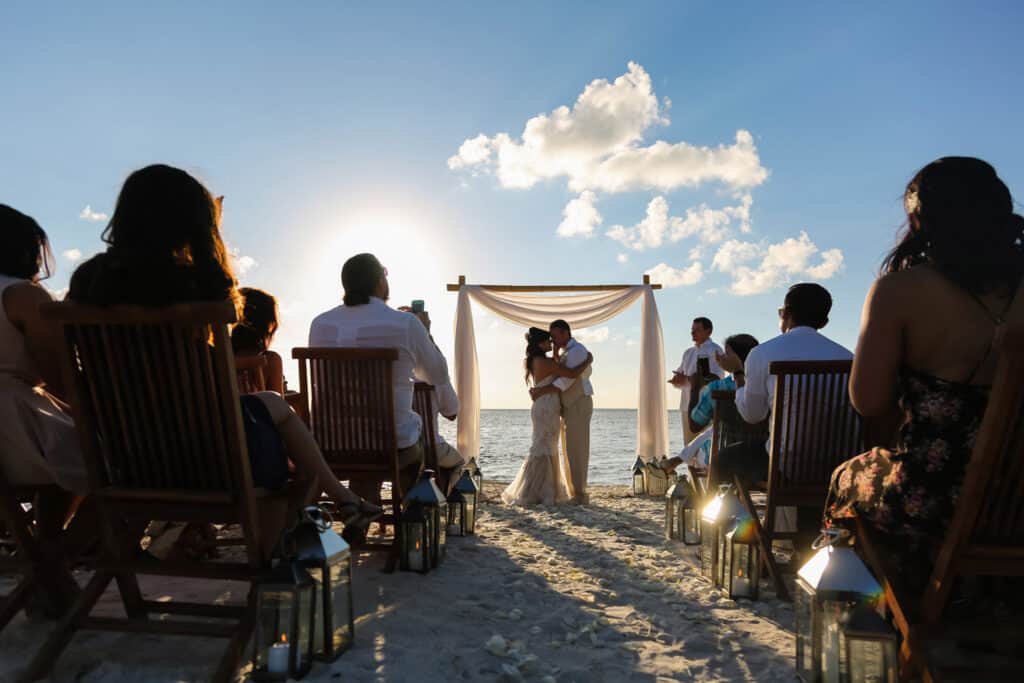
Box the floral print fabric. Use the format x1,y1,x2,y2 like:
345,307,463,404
823,369,989,551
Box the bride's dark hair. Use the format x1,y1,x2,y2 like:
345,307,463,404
524,326,551,384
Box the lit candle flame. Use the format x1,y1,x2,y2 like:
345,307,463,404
280,633,288,644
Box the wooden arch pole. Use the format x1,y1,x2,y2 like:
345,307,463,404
446,274,662,291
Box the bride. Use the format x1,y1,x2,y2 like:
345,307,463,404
502,327,592,506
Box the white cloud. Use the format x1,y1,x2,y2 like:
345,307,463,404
616,253,628,264
227,243,258,276
556,191,602,238
62,248,83,263
575,326,610,344
79,205,108,222
711,239,760,272
714,231,845,295
449,62,768,195
645,261,704,288
606,195,743,251
447,134,492,170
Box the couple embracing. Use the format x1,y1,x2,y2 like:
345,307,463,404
502,320,594,506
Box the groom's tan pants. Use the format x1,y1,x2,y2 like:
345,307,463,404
563,395,594,499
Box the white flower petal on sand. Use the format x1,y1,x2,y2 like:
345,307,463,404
485,634,509,656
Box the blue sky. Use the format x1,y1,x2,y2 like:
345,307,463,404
3,2,1022,407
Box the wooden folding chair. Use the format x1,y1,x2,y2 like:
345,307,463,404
0,474,79,633
20,302,309,683
693,389,770,495
727,360,864,599
292,348,403,567
413,382,438,472
855,319,1024,682
235,353,268,394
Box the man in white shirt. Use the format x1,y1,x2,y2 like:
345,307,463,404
714,283,853,487
308,253,453,496
669,317,725,445
532,319,593,504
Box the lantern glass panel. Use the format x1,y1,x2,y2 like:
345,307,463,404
664,499,675,540
434,501,448,567
252,574,315,681
821,602,846,683
632,471,645,496
400,516,429,573
699,519,718,583
847,636,896,683
795,580,817,682
295,582,314,673
726,532,759,600
683,508,701,545
464,497,476,534
327,559,354,654
447,499,464,537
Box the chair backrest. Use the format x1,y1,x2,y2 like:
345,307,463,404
768,360,863,501
413,382,438,470
40,302,253,496
706,389,770,486
235,354,268,394
292,347,400,471
926,320,1024,603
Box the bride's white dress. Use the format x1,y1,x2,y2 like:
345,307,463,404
501,375,570,506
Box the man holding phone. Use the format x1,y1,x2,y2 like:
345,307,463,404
669,317,724,445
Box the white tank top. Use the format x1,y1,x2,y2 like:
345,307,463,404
0,274,41,383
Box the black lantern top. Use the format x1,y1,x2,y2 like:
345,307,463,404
797,529,883,602
701,484,746,525
405,469,446,508
631,456,645,475
292,506,351,568
450,470,480,499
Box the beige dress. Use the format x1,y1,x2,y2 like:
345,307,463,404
501,375,570,506
0,275,87,493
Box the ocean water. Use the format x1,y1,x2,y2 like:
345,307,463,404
438,409,687,486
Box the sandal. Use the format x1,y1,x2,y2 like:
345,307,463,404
337,500,384,529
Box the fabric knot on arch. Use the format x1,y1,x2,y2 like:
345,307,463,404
450,279,669,471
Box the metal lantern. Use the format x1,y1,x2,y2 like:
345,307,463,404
447,469,479,537
631,456,647,496
795,529,885,683
645,462,669,496
722,516,761,600
251,561,316,681
664,475,701,545
699,484,746,587
399,502,432,574
293,506,354,662
466,457,484,493
838,604,899,683
404,469,448,569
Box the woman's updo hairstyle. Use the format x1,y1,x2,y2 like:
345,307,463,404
524,326,551,383
884,156,1024,294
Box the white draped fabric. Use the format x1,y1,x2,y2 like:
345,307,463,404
453,284,669,467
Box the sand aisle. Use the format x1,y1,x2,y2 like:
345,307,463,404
0,483,797,682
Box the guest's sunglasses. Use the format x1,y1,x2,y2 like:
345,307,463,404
777,307,786,319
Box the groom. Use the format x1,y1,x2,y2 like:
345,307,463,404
545,319,594,504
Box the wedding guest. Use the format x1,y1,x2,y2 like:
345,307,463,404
660,333,759,471
308,252,453,497
715,283,852,486
823,157,1023,583
232,286,285,394
0,205,87,494
68,165,381,549
670,317,724,445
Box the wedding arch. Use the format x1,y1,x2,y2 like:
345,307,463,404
447,274,670,471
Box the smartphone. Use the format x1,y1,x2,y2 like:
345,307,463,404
696,357,710,377
411,300,425,314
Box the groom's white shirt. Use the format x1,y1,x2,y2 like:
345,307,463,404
553,338,593,395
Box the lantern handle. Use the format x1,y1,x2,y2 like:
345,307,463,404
301,504,333,532
811,527,851,550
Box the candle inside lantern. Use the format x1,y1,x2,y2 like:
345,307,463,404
409,539,424,572
267,633,289,674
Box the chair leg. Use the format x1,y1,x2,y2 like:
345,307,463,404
0,575,35,631
734,476,790,601
114,573,147,619
211,587,257,683
18,571,114,682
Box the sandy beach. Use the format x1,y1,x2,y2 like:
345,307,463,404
0,483,797,682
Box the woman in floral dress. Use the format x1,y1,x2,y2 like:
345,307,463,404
824,157,1023,581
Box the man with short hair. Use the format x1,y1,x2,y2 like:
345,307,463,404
714,283,853,486
670,317,725,445
308,253,453,497
536,319,593,504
